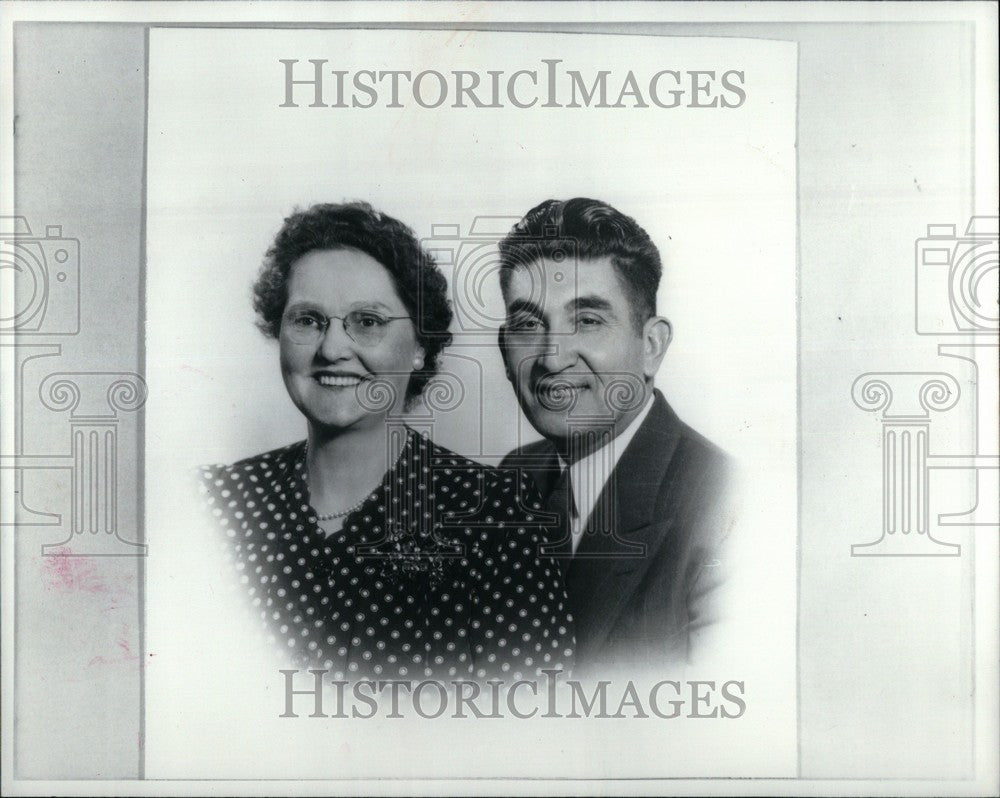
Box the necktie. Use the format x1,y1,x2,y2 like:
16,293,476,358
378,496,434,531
543,466,577,576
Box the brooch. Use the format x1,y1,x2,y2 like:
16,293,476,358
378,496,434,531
360,523,454,589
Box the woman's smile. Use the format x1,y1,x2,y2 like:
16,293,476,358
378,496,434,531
314,371,369,388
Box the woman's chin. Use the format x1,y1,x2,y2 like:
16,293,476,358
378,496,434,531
294,396,369,432
288,380,402,435
307,409,378,434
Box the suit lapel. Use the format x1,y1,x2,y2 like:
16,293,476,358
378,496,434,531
566,391,686,660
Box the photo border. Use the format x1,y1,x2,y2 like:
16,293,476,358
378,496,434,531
2,3,996,795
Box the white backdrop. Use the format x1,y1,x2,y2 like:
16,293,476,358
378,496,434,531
145,28,797,780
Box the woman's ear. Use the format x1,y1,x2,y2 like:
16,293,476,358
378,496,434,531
412,346,426,370
642,316,672,380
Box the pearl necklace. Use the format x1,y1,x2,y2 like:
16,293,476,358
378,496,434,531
316,500,368,522
302,435,409,522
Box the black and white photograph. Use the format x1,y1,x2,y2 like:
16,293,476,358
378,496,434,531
143,25,796,778
1,2,996,795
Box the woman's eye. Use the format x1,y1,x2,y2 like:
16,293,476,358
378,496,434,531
291,314,320,328
354,313,387,328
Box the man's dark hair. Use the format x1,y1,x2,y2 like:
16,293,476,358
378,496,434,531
497,197,662,328
252,201,453,403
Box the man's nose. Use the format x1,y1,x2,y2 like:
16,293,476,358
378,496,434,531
536,329,579,373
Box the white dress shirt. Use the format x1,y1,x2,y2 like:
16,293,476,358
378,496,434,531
557,393,655,555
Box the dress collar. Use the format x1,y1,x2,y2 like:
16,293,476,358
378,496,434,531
274,428,424,532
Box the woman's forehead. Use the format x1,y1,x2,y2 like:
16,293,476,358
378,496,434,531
286,248,403,307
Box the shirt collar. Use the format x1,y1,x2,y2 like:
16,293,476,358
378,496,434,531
557,392,655,525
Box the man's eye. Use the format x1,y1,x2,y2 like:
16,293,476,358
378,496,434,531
510,316,541,332
577,314,604,327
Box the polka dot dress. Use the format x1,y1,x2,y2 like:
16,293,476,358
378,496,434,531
197,428,574,681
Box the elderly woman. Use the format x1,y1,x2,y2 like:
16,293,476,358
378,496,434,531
198,202,573,681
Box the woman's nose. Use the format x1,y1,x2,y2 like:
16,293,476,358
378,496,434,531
317,318,355,360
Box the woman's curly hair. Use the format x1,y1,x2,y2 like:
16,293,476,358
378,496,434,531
252,201,453,404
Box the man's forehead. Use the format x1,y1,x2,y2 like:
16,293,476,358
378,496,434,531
504,255,624,305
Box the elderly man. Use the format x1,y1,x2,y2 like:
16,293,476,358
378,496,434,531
497,197,732,674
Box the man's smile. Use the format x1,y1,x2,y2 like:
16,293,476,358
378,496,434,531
534,378,591,396
532,377,594,410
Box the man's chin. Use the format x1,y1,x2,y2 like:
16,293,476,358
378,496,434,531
523,406,590,439
528,415,573,445
521,400,625,445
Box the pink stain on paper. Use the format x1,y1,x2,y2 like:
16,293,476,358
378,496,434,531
43,546,108,594
42,548,149,671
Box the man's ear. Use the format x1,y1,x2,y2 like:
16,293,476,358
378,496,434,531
642,316,672,379
497,325,513,381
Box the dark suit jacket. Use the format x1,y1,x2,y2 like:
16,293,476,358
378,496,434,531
501,390,732,676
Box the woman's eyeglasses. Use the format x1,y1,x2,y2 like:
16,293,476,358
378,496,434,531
281,309,412,347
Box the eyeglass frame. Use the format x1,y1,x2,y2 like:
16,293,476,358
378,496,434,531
280,307,414,347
